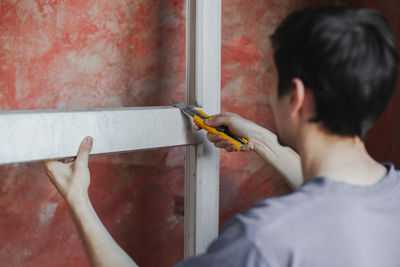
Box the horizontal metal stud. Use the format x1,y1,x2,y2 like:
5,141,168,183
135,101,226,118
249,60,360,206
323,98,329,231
0,107,202,165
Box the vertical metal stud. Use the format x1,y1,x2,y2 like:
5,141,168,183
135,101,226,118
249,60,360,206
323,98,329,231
184,0,221,256
0,0,222,258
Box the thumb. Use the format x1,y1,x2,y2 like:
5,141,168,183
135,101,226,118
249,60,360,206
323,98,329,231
75,136,93,166
205,115,230,127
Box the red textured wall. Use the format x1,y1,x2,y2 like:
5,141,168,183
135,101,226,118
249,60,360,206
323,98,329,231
0,1,187,266
0,1,399,267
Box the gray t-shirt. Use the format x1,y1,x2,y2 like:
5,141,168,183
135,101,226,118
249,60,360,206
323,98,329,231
174,163,400,267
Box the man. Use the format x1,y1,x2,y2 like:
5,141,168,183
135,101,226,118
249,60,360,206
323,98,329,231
44,6,399,267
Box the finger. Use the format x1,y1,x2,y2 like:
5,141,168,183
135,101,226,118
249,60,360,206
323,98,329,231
44,160,62,175
205,116,231,127
208,113,223,118
62,157,76,163
207,133,222,143
75,136,93,166
43,160,53,171
214,139,231,149
225,144,237,152
44,160,72,177
209,112,235,118
43,164,69,198
242,143,251,152
44,161,55,179
193,124,201,131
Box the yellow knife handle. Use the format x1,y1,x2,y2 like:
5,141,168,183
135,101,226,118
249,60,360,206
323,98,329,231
193,110,248,152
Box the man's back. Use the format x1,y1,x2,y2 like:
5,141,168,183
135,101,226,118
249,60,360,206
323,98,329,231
175,163,400,267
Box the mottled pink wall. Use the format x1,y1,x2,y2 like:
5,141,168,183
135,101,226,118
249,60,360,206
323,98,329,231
0,0,186,109
0,0,399,267
0,1,186,267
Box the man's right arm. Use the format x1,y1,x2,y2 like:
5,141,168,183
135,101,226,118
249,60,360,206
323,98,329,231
197,113,303,189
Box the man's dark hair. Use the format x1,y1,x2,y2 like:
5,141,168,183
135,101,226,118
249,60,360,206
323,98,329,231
270,6,399,138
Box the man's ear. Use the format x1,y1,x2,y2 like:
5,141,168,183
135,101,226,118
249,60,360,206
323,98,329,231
289,78,306,117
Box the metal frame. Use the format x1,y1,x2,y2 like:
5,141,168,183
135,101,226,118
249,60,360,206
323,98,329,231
0,0,221,258
185,0,221,256
0,107,202,164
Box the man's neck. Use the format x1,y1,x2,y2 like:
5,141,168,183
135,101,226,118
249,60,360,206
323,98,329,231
299,131,387,186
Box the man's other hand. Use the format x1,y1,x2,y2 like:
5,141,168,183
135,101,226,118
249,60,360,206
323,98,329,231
44,136,93,205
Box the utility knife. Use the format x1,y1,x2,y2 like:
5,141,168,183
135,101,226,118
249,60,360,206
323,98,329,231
172,101,248,151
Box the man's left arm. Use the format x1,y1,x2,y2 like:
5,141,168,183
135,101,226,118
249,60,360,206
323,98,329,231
44,137,138,267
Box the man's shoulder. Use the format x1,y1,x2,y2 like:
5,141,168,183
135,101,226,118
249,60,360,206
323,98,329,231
219,185,324,246
385,162,400,176
209,188,324,265
233,162,400,244
243,192,311,219
178,164,400,267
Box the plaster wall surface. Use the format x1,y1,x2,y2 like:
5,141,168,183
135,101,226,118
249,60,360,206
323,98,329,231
0,0,399,266
0,1,187,266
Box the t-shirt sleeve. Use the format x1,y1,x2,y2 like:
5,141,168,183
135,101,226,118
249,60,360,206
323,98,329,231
172,217,267,267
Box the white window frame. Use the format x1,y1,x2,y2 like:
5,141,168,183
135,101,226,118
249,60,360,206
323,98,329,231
0,0,220,257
